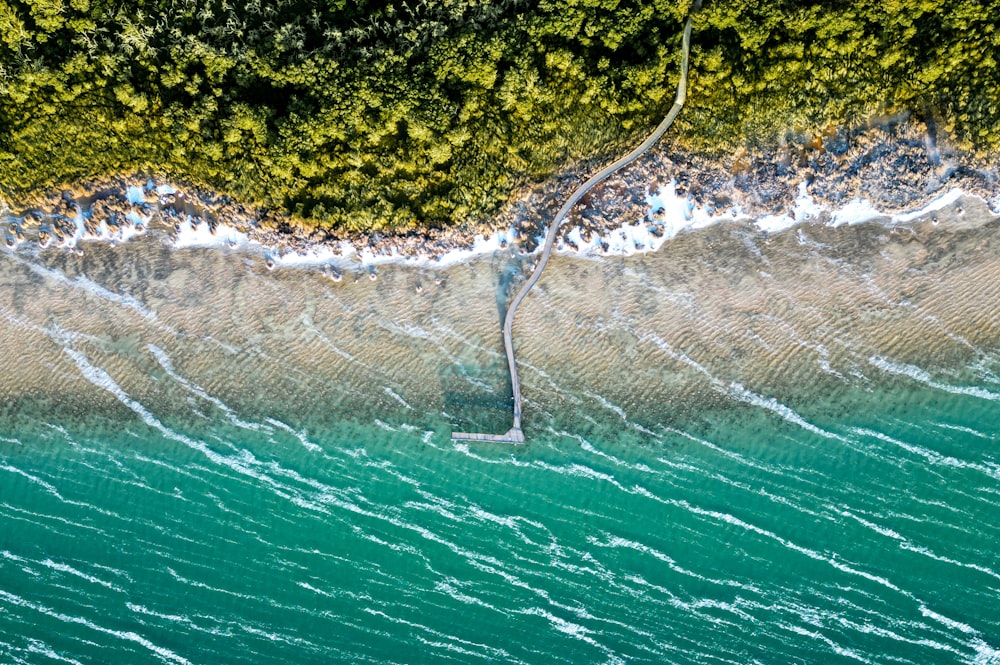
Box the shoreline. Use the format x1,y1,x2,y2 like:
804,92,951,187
2,118,998,271
2,185,999,434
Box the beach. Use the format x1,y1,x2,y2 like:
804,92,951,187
2,184,1000,662
2,123,1000,662
1,171,998,432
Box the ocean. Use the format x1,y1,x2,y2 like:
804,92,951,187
1,192,999,664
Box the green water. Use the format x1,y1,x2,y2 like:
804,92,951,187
1,200,999,663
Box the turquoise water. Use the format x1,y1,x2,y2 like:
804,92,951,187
2,201,999,663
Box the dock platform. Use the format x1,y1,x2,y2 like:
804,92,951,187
451,428,525,444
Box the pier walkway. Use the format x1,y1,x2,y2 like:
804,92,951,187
451,428,526,444
452,8,696,445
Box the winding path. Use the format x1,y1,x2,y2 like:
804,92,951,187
453,11,695,444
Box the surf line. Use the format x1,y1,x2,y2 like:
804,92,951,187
452,5,698,444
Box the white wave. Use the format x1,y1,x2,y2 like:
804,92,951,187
404,497,463,526
0,464,64,500
519,606,605,650
972,638,1000,665
126,603,204,633
373,419,397,433
591,529,763,594
852,427,1000,481
660,426,792,479
589,535,685,572
431,319,506,356
378,319,494,391
165,567,259,602
870,356,1000,401
425,230,512,267
20,182,990,273
830,198,883,227
24,638,86,665
920,605,976,635
172,218,250,249
64,348,319,512
299,314,370,368
392,516,554,602
532,461,632,494
433,578,503,613
264,418,322,453
902,543,1000,584
891,188,965,223
644,181,739,244
383,386,413,410
836,507,1000,583
778,622,871,663
297,581,335,598
835,508,906,541
636,331,714,376
729,381,846,441
275,227,515,270
365,607,527,663
674,498,906,593
1,549,36,577
90,214,148,245
39,559,121,591
273,244,339,267
582,391,627,420
635,327,845,440
831,615,960,656
148,344,263,431
640,181,982,248
549,428,657,474
239,623,319,650
0,589,192,665
13,256,160,322
89,561,133,584
1,502,108,537
623,575,752,640
933,423,994,440
757,182,827,233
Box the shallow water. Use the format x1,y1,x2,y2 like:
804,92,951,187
1,196,999,664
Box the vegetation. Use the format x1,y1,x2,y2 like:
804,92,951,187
1,0,997,231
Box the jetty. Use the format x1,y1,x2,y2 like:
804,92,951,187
451,427,526,444
452,7,696,445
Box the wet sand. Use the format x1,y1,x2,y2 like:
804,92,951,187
1,192,998,438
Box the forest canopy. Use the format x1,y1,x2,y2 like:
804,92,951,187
1,0,998,231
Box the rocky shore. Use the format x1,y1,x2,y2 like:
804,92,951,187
2,116,997,264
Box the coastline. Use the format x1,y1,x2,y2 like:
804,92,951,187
2,180,998,434
2,117,998,271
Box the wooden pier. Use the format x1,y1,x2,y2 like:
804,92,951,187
451,7,696,446
451,427,525,444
